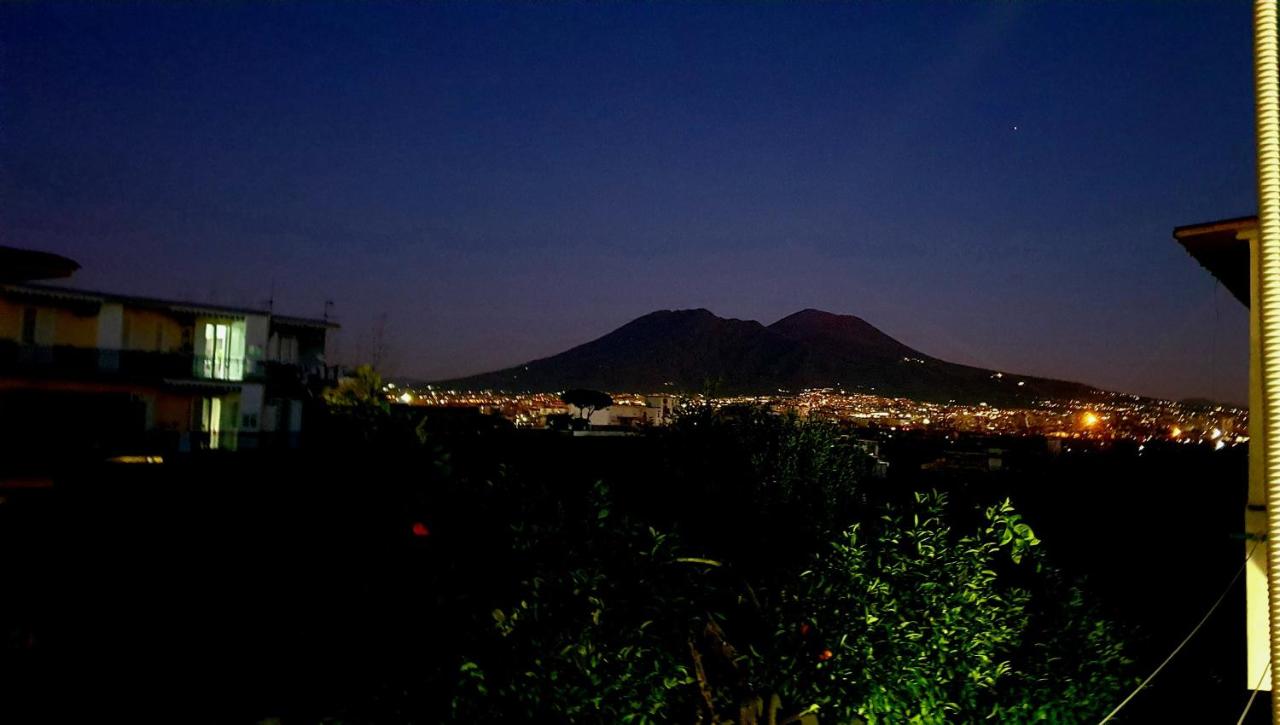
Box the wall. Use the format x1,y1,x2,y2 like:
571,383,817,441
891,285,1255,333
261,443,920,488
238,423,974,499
122,308,186,352
52,307,99,347
1245,230,1271,691
245,314,270,374
239,382,264,432
0,298,23,339
97,303,123,349
153,392,196,432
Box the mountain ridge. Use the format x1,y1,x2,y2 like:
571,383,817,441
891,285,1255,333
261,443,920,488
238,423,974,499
429,308,1106,405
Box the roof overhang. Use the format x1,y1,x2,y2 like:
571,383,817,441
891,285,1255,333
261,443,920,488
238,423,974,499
0,247,81,282
1172,215,1257,307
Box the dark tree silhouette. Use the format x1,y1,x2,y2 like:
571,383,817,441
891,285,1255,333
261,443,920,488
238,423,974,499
561,389,613,426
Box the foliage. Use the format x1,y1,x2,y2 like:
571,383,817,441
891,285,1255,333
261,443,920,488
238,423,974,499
317,364,427,447
561,389,614,422
751,492,1127,724
387,407,1132,722
323,364,389,411
450,482,703,723
660,405,872,573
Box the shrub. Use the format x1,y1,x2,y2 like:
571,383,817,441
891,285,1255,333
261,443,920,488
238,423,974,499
754,492,1128,724
433,409,1131,722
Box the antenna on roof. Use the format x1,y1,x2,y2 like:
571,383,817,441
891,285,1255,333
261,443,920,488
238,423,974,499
323,299,335,322
263,278,275,313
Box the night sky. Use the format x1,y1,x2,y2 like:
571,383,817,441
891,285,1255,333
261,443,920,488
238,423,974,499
0,2,1258,403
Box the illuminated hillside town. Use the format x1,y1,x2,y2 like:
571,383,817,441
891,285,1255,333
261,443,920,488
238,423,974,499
389,383,1246,447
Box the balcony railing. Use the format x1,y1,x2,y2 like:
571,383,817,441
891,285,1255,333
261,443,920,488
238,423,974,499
0,342,255,383
193,355,245,381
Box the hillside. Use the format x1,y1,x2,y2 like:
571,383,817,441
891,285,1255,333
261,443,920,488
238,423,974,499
431,308,1103,404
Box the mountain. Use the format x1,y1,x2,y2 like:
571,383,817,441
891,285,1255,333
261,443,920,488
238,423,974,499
431,308,1104,404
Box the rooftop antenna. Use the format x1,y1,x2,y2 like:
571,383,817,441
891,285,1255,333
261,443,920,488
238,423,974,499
263,278,276,313
323,299,335,322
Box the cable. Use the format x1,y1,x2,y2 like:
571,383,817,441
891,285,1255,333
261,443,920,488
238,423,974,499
1098,538,1261,724
1236,661,1271,725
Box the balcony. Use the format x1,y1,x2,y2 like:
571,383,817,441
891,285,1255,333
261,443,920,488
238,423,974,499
259,359,341,395
192,355,246,381
0,342,255,383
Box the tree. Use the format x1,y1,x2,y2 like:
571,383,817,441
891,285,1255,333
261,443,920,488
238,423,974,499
323,364,388,410
561,389,613,427
317,364,408,446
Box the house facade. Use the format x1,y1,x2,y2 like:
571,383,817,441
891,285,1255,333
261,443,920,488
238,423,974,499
0,279,337,458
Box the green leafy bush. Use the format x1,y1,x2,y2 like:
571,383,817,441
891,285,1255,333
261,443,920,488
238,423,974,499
755,492,1128,724
450,482,704,723
433,408,1131,722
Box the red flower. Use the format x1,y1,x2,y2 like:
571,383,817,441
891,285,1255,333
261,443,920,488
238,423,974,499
799,623,811,636
411,521,431,537
818,649,833,661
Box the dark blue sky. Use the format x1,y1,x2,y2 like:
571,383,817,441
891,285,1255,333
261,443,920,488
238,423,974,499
0,2,1257,402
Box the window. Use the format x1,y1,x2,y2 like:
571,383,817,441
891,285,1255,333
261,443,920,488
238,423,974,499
199,321,245,380
204,323,229,378
201,396,222,450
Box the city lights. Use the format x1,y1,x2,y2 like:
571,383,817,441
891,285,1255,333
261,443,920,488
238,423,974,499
388,385,1245,444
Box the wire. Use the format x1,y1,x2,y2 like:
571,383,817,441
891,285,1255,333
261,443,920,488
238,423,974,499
1236,661,1271,725
1098,538,1261,724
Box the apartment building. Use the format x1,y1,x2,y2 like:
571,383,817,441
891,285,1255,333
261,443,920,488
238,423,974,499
0,264,337,457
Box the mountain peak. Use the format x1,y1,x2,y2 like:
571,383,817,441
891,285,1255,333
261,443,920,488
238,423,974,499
773,308,860,326
432,306,1100,403
635,308,718,320
766,308,926,363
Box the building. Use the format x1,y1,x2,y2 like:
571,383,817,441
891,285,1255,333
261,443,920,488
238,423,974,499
0,256,338,459
1173,215,1266,691
567,394,681,429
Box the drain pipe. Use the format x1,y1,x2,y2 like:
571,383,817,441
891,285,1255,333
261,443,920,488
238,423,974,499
1252,0,1280,709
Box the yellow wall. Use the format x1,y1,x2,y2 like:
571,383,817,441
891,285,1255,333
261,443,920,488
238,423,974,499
0,299,21,340
123,308,187,352
53,308,98,347
0,299,98,346
2,297,195,351
1244,230,1272,691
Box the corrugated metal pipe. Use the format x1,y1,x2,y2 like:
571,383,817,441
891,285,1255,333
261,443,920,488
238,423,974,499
1253,0,1280,712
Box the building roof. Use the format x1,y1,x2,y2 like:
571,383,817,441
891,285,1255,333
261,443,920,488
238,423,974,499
0,247,81,282
0,282,337,328
1172,215,1256,307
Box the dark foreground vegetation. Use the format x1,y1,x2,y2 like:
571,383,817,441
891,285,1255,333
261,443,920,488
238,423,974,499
0,383,1254,722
